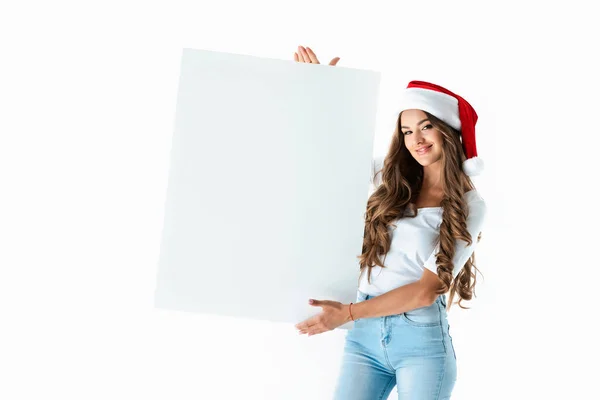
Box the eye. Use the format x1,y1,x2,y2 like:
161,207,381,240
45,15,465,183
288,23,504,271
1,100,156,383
422,124,433,130
402,130,411,135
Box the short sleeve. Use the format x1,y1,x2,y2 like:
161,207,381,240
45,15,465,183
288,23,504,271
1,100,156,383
423,197,487,278
370,156,385,189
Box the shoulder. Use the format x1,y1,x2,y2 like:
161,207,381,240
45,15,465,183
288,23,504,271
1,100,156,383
464,188,485,204
373,156,385,172
463,189,487,219
371,156,386,186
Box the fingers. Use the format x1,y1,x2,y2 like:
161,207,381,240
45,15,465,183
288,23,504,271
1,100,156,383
296,317,332,336
296,46,306,62
299,325,329,336
304,47,320,63
298,46,313,63
297,326,323,335
294,46,339,67
296,318,319,332
296,45,320,64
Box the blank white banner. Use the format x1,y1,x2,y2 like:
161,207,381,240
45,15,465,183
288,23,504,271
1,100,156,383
153,48,381,330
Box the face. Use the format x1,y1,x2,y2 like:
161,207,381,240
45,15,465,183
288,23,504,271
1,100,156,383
400,109,444,166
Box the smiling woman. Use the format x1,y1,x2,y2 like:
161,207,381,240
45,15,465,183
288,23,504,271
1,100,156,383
335,80,487,400
292,46,488,400
331,82,487,400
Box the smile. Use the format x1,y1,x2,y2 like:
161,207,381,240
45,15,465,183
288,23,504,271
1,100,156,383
416,145,433,155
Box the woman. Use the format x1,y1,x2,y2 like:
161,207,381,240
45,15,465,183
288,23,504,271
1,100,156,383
293,46,487,399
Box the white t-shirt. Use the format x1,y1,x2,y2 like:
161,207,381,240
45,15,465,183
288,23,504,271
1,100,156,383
358,156,488,297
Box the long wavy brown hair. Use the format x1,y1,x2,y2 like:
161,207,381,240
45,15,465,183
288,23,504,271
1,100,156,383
357,110,483,310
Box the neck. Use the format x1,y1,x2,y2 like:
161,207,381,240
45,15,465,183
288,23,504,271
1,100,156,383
421,162,443,192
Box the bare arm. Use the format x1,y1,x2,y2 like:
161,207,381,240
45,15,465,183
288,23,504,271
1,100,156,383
349,269,443,320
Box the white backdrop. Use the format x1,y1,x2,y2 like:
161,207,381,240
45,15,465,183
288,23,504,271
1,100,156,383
1,1,598,399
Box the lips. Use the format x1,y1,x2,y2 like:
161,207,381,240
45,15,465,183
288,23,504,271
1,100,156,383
416,145,433,155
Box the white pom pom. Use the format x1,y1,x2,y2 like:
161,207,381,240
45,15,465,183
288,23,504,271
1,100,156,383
463,157,484,176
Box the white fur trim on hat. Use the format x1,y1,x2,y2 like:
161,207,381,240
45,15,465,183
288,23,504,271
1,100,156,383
463,157,484,176
398,88,461,130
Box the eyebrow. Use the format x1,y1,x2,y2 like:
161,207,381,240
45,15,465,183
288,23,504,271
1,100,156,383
400,118,430,129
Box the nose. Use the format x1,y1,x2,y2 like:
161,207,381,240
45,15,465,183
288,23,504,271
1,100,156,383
414,132,424,144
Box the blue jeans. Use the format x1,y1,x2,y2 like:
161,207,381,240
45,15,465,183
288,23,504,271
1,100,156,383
333,289,457,400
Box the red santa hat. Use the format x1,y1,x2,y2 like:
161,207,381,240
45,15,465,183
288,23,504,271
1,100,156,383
397,80,484,176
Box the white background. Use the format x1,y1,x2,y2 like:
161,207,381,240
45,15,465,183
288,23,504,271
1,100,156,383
1,1,598,399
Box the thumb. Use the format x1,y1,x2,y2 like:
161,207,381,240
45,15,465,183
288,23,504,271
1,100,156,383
329,57,340,66
308,299,321,306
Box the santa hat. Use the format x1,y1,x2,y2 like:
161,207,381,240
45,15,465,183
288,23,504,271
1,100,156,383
397,80,484,176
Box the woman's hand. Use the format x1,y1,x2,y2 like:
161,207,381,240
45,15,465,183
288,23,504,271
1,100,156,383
295,298,351,336
294,45,340,66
